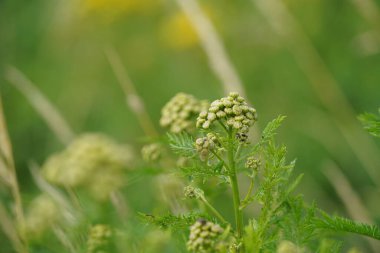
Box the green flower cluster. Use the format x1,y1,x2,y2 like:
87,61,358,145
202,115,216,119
195,133,219,161
196,92,257,135
42,133,134,200
160,93,209,133
24,194,60,239
276,240,301,253
184,185,204,199
187,219,224,253
87,224,112,253
245,157,261,170
141,143,163,162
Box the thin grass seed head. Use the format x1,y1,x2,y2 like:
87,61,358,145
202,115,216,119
160,93,209,133
187,219,224,253
196,92,257,140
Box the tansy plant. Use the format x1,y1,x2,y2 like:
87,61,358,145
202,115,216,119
140,92,380,253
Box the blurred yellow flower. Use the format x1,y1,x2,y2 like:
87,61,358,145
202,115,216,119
160,11,199,50
83,0,159,18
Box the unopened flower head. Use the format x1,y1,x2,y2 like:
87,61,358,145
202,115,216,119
24,194,61,239
245,157,261,171
160,93,209,133
196,92,257,135
184,185,204,199
187,219,224,253
276,240,302,253
195,133,219,161
141,143,163,162
42,133,134,200
87,224,112,253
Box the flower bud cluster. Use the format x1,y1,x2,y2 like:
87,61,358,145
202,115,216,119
184,185,204,199
42,133,134,201
276,240,301,253
87,224,112,253
24,194,60,239
160,93,209,133
187,219,224,253
141,143,163,162
245,157,261,170
196,92,257,134
195,133,219,161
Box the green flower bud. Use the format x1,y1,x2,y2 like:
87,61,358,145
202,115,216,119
42,134,133,201
245,157,260,170
141,143,163,162
187,220,224,253
276,240,300,253
196,92,258,139
87,224,112,253
161,93,209,133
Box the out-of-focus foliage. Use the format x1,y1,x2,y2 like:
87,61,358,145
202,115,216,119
358,109,380,138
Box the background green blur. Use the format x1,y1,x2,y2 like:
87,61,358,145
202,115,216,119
1,0,380,251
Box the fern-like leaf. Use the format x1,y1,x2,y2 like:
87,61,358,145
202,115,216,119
167,132,196,157
358,110,380,138
138,212,211,231
313,210,380,240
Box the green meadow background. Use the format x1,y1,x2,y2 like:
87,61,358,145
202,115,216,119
1,0,380,252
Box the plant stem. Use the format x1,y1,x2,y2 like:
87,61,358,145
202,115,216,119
210,150,230,171
227,128,244,242
199,195,228,224
242,177,255,207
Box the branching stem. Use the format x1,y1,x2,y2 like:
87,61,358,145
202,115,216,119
199,195,228,224
241,177,255,209
227,128,244,244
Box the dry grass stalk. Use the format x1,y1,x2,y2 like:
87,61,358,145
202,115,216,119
5,66,75,145
0,94,28,253
0,204,25,253
352,0,380,28
175,0,246,97
105,46,158,137
253,0,380,185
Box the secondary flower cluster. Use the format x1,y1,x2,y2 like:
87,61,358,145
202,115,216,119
24,194,60,239
141,143,163,162
42,133,133,200
195,133,219,161
184,185,204,199
196,92,257,135
87,224,112,253
187,219,224,253
160,93,209,133
245,157,261,170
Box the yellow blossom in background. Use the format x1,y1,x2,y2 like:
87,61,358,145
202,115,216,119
160,11,199,50
82,0,160,20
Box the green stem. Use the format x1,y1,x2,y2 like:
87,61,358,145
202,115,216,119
242,177,255,207
217,119,229,133
210,150,230,171
199,195,228,224
227,128,244,242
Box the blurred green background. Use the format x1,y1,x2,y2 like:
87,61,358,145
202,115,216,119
1,0,380,251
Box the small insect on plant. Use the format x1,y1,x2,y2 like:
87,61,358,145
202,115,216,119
140,92,380,253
